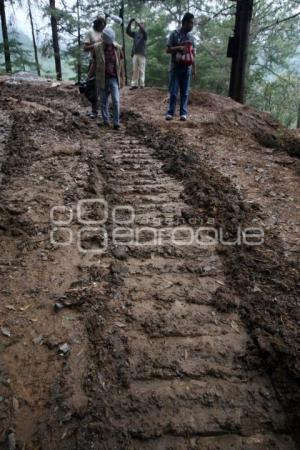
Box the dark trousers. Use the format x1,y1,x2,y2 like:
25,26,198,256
167,66,192,117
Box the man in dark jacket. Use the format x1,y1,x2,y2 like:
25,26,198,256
126,18,148,89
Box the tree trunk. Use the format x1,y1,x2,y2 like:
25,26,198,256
0,0,12,73
28,0,40,76
76,0,81,82
297,103,300,129
228,0,253,104
120,0,128,85
49,0,62,81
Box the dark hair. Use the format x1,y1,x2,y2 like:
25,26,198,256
182,12,194,25
93,17,106,29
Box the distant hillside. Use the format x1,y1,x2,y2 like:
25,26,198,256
0,26,74,79
0,27,32,48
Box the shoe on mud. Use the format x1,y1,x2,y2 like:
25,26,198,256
113,124,121,130
180,115,187,121
89,112,98,119
165,115,174,121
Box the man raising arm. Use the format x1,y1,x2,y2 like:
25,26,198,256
127,18,148,89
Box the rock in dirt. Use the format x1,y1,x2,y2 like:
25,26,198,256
59,343,70,356
8,432,16,450
54,302,64,313
1,327,11,338
57,289,87,308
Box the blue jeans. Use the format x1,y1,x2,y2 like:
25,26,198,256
167,66,192,117
100,76,120,126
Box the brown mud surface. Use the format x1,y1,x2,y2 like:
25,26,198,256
0,80,299,450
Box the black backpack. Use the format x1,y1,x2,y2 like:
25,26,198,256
78,76,97,104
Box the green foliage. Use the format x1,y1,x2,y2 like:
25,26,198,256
145,17,170,87
0,30,36,72
195,15,233,94
246,0,300,126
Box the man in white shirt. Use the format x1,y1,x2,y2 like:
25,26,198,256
84,16,106,55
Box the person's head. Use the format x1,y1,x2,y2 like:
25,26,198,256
102,28,116,45
93,16,106,32
181,12,194,32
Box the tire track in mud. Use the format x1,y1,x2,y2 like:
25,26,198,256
123,111,300,445
80,124,296,450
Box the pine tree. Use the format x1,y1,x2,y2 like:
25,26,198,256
59,0,90,82
27,0,40,75
49,0,62,80
0,0,12,72
0,29,36,72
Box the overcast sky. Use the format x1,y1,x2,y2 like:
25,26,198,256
7,1,77,37
7,4,30,35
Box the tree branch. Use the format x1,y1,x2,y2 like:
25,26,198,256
163,4,180,23
251,63,293,83
255,11,300,34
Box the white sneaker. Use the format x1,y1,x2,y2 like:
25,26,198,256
165,115,174,121
180,115,187,121
86,111,98,118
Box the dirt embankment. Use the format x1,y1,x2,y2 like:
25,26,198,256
0,80,299,450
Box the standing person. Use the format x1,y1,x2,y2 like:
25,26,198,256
84,16,107,118
126,18,148,90
166,13,196,122
88,28,125,130
84,16,106,56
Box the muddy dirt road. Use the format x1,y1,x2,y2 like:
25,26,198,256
0,80,300,450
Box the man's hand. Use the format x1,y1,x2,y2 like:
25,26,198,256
166,45,186,55
126,18,135,37
178,45,186,54
84,43,94,52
